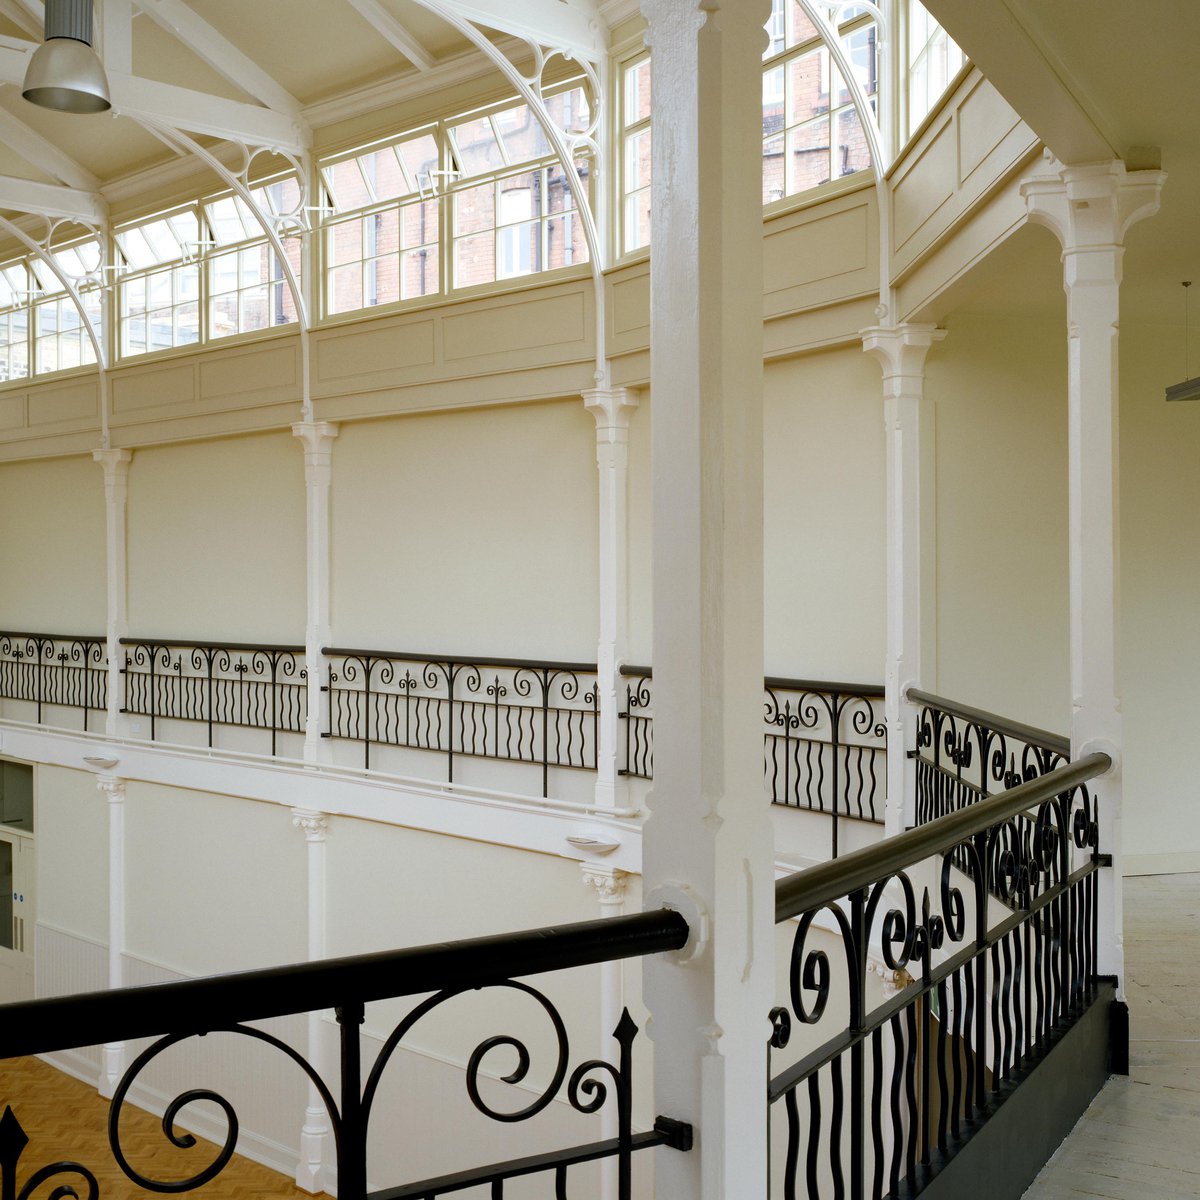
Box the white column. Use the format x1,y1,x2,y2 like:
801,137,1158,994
583,388,639,811
292,808,330,1193
581,865,628,1200
1022,160,1165,987
293,422,340,763
93,449,131,738
97,773,126,1098
639,2,774,1197
862,325,944,836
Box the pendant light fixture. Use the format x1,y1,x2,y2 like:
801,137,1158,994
1166,280,1200,402
22,0,111,115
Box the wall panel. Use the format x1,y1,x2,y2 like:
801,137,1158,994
0,455,106,634
331,401,598,661
127,430,306,643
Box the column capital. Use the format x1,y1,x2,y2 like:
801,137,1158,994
583,387,639,433
1021,159,1165,254
292,420,340,458
292,808,329,842
96,774,126,803
92,447,131,477
861,324,946,381
581,864,628,904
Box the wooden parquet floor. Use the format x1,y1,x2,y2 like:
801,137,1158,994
0,1055,313,1199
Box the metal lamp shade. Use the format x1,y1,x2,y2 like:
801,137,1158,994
22,0,111,114
23,37,111,113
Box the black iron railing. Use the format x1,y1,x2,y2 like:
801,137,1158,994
322,647,600,795
621,668,886,832
0,631,107,731
120,638,307,754
0,910,692,1200
769,753,1109,1198
907,688,1070,827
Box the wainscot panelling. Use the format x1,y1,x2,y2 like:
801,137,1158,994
889,70,1040,284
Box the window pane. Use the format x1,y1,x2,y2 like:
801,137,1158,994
176,302,200,345
211,292,238,339
454,231,494,288
396,133,440,193
498,219,538,279
837,106,870,176
624,191,651,253
401,247,437,300
451,117,506,177
324,159,374,212
788,117,831,193
498,173,538,224
493,103,551,164
624,59,651,125
361,146,411,205
454,182,495,236
328,262,363,314
240,285,269,332
207,197,248,246
544,87,590,136
763,133,786,204
625,128,651,193
328,218,364,268
400,200,438,251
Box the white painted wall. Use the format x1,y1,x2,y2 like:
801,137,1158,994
1119,321,1200,871
330,402,599,661
928,310,1070,734
127,432,306,644
0,456,106,634
36,764,108,944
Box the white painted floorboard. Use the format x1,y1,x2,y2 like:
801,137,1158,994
1022,873,1200,1199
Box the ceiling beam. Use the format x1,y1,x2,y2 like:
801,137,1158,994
132,0,305,120
0,105,100,189
0,173,106,223
0,42,309,154
427,0,607,60
100,0,133,75
0,0,40,40
923,0,1119,164
344,0,435,71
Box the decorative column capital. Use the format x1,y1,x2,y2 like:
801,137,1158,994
583,388,639,437
581,865,628,905
96,774,125,804
1021,159,1165,254
92,448,132,494
292,420,340,463
861,324,946,383
292,808,329,842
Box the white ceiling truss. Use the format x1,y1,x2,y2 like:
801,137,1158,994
343,0,435,71
131,0,305,121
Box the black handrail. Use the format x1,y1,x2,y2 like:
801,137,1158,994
324,646,597,673
0,909,688,1060
775,751,1110,922
905,686,1071,756
0,629,106,644
121,636,306,654
621,664,884,697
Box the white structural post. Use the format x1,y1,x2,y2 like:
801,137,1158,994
97,773,126,1098
93,449,132,737
862,325,944,836
1022,160,1164,987
583,388,639,811
292,808,330,1192
293,422,340,763
581,865,628,1200
639,2,775,1197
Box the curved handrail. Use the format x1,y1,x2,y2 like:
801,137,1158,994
905,687,1071,756
775,752,1109,922
0,908,688,1060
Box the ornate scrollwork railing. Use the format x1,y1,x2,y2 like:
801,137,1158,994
120,638,307,754
0,631,107,732
322,647,600,796
769,753,1108,1198
621,668,886,836
907,688,1071,827
0,911,692,1200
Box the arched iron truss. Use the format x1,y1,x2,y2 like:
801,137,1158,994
793,0,897,318
408,0,610,386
